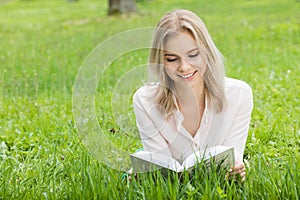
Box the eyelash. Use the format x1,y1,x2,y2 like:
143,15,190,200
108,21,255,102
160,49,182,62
165,52,199,62
188,52,199,58
166,58,178,62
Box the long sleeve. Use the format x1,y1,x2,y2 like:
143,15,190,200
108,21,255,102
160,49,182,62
223,82,253,162
133,87,172,157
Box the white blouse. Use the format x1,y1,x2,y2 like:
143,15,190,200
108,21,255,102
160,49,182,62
133,77,253,163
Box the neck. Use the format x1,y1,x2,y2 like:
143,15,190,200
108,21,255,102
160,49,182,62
175,82,205,108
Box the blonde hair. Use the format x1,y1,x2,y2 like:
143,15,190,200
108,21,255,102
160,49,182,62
149,9,225,119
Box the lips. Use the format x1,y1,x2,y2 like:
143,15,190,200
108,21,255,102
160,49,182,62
177,70,198,79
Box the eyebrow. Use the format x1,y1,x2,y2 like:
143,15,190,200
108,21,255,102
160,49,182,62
187,48,199,53
164,48,199,56
164,53,176,57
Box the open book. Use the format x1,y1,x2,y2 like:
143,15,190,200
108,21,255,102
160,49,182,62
130,146,234,173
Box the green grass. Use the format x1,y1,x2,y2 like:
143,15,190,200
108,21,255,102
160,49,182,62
0,0,300,199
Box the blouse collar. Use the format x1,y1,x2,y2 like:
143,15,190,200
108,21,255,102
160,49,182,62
172,93,209,131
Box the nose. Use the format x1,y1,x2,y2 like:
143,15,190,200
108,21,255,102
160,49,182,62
178,58,191,72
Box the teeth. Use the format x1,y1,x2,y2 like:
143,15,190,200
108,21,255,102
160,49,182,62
179,72,195,78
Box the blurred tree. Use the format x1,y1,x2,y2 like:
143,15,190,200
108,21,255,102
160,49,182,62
108,0,137,15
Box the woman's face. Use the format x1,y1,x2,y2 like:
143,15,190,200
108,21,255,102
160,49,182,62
163,31,206,89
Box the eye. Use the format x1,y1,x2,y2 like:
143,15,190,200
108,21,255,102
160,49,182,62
165,57,178,62
188,52,199,58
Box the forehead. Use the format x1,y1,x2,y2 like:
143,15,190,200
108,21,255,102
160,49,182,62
163,31,197,55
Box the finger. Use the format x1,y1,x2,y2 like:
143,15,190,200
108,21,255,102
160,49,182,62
241,173,246,182
236,167,246,174
233,163,245,171
240,171,246,178
127,168,133,175
235,171,246,182
229,167,246,177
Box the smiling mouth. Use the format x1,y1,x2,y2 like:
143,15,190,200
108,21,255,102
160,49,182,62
177,70,197,79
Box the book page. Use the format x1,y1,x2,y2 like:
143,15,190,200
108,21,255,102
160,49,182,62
130,146,235,173
209,147,235,168
182,146,234,169
130,151,183,172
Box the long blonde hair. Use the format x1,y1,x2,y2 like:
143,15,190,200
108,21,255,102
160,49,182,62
149,9,225,119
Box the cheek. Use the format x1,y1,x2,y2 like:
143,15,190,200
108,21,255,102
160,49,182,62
198,64,207,77
164,67,176,79
191,58,206,76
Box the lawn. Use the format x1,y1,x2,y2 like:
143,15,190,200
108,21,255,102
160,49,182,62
0,0,299,199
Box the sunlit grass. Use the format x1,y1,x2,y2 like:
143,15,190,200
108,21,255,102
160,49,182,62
0,0,299,199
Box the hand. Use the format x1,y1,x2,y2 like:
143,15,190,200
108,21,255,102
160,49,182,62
229,161,246,182
122,168,138,182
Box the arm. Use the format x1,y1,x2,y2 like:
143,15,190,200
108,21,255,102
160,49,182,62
133,90,172,157
223,83,253,180
223,84,253,162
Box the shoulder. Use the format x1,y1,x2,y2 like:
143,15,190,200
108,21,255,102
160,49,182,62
224,77,253,110
225,77,252,96
133,83,158,105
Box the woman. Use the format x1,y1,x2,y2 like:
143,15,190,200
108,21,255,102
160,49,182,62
133,9,253,180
